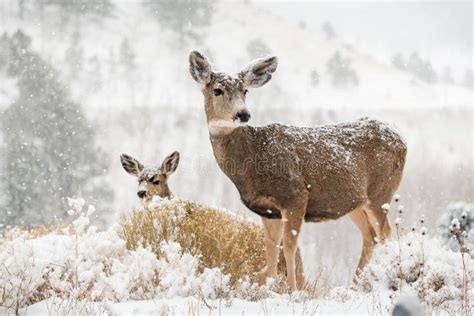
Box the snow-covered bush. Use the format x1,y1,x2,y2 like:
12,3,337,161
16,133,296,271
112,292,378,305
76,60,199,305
437,201,473,255
120,197,304,288
0,235,46,312
0,199,162,312
1,198,277,312
154,241,232,299
358,231,473,313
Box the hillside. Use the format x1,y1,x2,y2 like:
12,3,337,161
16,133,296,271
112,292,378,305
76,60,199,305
0,1,471,112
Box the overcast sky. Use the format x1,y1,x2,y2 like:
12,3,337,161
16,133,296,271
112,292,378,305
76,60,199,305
254,0,472,76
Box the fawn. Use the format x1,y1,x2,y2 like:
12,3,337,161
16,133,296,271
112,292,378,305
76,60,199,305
120,151,180,203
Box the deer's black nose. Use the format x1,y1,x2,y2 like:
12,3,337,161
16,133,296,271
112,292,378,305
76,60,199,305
236,111,251,123
137,190,146,199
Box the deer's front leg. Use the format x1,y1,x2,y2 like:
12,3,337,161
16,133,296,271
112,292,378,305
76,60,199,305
282,209,304,292
258,217,283,285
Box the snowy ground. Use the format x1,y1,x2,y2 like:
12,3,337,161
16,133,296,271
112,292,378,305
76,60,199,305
19,294,385,315
1,198,472,315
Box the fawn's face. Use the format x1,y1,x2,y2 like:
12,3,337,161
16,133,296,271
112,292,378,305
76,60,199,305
120,152,179,202
189,51,278,135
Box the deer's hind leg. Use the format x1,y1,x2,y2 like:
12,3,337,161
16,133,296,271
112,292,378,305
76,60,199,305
258,217,283,285
366,190,397,242
349,204,377,278
365,206,392,242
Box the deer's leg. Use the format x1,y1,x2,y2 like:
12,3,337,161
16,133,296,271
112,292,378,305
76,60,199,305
258,217,283,285
365,205,392,242
365,198,392,242
281,209,305,292
365,207,384,242
382,216,392,240
349,205,376,279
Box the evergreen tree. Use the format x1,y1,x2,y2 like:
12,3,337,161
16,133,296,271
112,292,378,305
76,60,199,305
64,29,84,81
18,0,25,19
0,30,112,226
406,52,438,84
42,0,114,27
119,38,137,106
406,52,424,78
392,52,406,70
422,61,438,84
326,51,359,87
442,66,455,85
463,68,474,89
143,0,213,45
310,69,320,87
120,38,136,72
322,21,336,40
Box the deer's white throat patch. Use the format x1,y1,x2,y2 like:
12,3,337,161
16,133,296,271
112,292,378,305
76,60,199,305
208,120,246,136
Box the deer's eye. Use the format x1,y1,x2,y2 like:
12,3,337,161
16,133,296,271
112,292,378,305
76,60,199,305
244,89,248,96
213,88,223,96
153,180,160,185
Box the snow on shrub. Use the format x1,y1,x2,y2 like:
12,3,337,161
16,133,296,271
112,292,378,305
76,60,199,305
0,235,46,311
358,231,473,312
120,196,304,288
437,201,473,255
1,200,156,312
0,198,237,313
154,241,231,299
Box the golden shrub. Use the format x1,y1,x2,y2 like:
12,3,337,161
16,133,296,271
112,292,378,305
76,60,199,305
120,198,305,288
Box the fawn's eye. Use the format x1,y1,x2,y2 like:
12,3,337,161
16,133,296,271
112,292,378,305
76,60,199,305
153,180,160,185
213,88,223,96
244,89,248,96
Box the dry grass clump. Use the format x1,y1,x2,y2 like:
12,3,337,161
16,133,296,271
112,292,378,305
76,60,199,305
120,198,304,288
0,222,70,245
28,223,72,239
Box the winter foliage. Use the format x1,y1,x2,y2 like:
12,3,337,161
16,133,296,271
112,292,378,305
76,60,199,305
392,51,439,84
0,31,112,227
143,0,214,45
1,197,472,315
358,231,473,313
437,201,474,255
326,51,359,87
0,199,236,313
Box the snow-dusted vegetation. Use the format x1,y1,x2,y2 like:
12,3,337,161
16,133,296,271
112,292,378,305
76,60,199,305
0,0,472,314
359,200,473,314
438,201,474,256
1,197,473,315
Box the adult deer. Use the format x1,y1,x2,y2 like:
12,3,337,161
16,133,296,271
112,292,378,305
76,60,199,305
189,51,407,292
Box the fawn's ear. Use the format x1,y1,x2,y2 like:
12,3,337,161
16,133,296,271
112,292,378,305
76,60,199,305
161,151,180,176
239,56,278,88
120,154,144,176
189,50,212,84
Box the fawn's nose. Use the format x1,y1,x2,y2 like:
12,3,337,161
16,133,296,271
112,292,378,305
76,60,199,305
236,111,251,123
137,190,147,199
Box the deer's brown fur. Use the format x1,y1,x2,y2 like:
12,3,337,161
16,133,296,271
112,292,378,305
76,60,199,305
189,51,407,292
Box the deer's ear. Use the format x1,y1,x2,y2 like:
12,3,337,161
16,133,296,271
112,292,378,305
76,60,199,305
240,56,278,88
161,151,180,176
189,50,212,84
120,154,144,176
